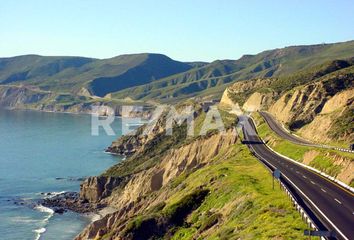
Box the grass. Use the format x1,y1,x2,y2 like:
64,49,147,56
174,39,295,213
119,144,309,239
104,105,237,177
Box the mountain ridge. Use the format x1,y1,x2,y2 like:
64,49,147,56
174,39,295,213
0,40,353,111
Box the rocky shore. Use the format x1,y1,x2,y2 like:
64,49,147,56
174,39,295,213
39,192,105,214
38,176,123,215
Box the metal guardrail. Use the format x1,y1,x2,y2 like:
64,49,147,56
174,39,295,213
246,145,323,239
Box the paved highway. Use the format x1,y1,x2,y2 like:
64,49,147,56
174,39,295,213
259,111,314,145
240,115,354,240
259,111,354,153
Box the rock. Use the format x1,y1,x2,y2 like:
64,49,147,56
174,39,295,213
39,192,102,214
54,207,66,214
80,176,122,203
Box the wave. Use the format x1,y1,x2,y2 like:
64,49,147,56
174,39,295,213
36,190,67,198
33,227,46,240
48,191,66,198
32,205,54,239
34,204,54,222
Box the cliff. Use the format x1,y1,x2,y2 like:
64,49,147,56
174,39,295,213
80,176,124,203
74,105,308,239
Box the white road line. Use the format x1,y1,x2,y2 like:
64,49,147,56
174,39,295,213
303,175,307,179
334,199,342,204
321,188,327,193
280,174,349,240
310,181,315,185
246,117,349,240
296,171,300,174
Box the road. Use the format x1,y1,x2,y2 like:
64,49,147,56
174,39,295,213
239,115,354,240
259,111,314,146
259,111,354,153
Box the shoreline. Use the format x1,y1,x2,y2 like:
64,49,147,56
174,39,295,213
0,106,124,118
37,191,118,238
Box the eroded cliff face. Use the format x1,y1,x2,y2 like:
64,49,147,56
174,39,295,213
268,72,353,129
76,116,237,239
222,65,354,144
107,128,237,208
80,176,124,203
219,78,277,112
298,88,354,143
0,85,51,107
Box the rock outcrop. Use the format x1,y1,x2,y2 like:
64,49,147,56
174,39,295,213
80,176,124,203
242,92,276,112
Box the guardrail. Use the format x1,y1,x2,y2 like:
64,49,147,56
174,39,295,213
251,116,354,194
244,118,351,239
246,144,322,239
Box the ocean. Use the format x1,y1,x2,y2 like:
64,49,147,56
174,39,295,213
0,109,124,240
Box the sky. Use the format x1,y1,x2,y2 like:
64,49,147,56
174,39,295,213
1,0,353,62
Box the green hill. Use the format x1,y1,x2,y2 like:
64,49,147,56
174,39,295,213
0,53,192,97
0,55,95,84
0,40,353,110
110,40,354,102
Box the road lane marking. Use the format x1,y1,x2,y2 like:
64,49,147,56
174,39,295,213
280,174,349,240
246,117,350,240
334,199,342,204
303,175,307,179
310,181,315,185
321,188,326,193
296,171,300,174
252,115,354,197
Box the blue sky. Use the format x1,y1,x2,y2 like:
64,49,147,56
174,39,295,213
1,0,353,61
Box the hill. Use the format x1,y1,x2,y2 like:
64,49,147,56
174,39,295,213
0,40,353,112
110,40,354,102
220,58,354,145
0,53,192,97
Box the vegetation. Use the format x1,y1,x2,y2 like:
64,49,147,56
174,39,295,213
227,57,354,107
104,104,237,177
328,108,354,143
1,41,353,108
0,53,192,97
118,144,309,239
111,41,354,102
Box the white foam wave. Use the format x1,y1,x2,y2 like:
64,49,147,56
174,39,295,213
34,205,54,214
34,227,46,234
48,191,66,198
33,205,53,239
36,190,67,198
33,227,46,240
34,205,54,222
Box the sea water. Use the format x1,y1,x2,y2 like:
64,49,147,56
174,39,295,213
0,109,124,240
